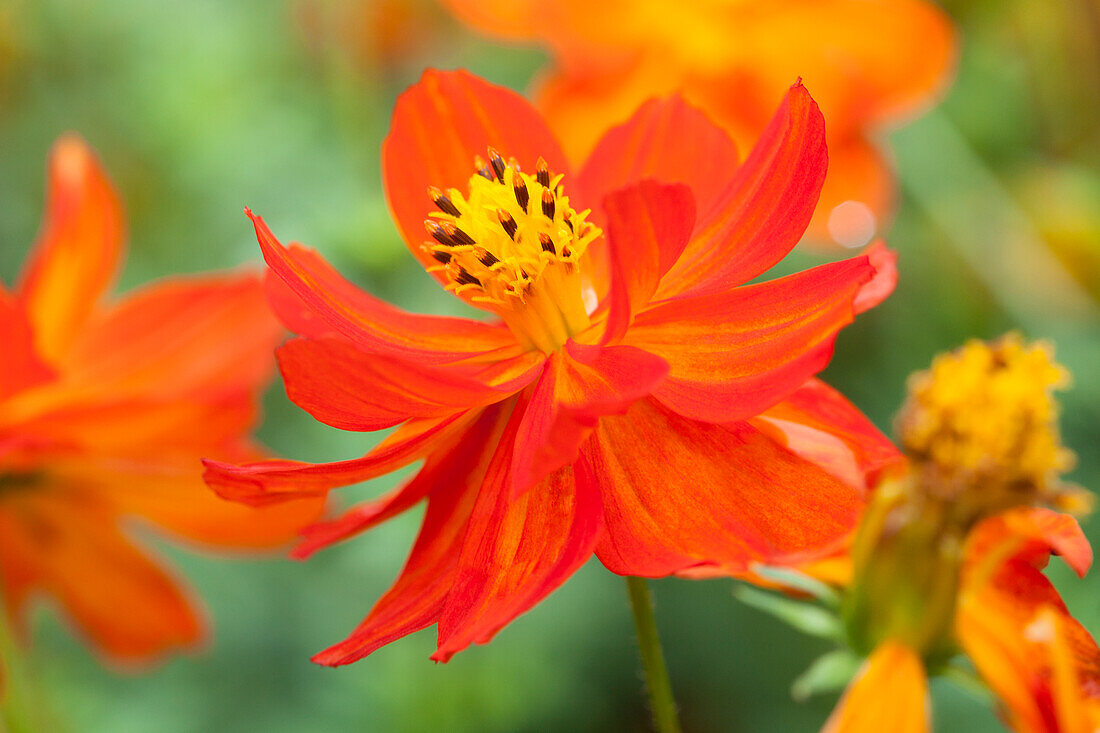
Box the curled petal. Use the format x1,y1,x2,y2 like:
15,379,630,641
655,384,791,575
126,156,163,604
753,378,903,493
626,254,881,423
588,398,863,577
18,135,125,362
657,82,827,299
203,411,479,507
250,215,516,362
382,69,570,282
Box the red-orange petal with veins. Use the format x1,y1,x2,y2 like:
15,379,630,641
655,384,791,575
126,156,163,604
311,404,513,665
250,213,516,362
587,398,863,577
577,95,740,224
510,341,668,496
432,418,602,662
17,134,125,363
276,336,528,432
625,253,880,423
382,69,571,286
656,82,827,299
598,180,695,344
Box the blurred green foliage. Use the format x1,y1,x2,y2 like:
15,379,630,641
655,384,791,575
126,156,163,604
0,0,1096,730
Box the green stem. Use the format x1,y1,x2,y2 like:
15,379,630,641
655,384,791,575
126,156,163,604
625,576,683,733
0,602,36,733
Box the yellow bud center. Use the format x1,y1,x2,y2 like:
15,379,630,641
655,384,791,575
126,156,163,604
422,149,601,354
896,333,1078,515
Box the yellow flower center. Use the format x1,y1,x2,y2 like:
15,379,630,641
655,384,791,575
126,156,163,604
895,333,1077,510
422,148,601,354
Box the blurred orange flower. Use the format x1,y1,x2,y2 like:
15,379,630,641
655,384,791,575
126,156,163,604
825,336,1099,732
206,70,898,665
442,0,956,247
0,136,322,665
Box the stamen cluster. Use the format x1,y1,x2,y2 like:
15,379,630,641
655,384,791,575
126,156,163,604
421,148,602,353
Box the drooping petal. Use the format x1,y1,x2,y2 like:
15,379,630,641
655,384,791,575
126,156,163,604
17,135,125,363
589,398,863,577
598,181,695,344
311,403,513,665
250,215,516,362
822,641,929,733
966,508,1093,580
577,95,739,219
851,241,898,314
277,336,526,432
752,378,903,493
382,69,571,280
656,82,828,299
203,411,479,507
432,419,602,662
0,495,199,661
625,254,880,423
511,341,667,495
0,287,55,400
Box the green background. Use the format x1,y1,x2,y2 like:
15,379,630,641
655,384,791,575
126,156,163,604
0,0,1096,730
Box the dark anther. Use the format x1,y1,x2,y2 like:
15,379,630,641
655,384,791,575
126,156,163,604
541,189,555,219
536,157,550,188
513,178,530,212
539,232,556,254
455,267,481,287
479,249,500,267
498,209,518,239
425,220,453,246
564,215,574,233
474,155,494,181
431,250,453,264
442,222,475,245
487,147,506,183
428,186,461,217
508,157,521,173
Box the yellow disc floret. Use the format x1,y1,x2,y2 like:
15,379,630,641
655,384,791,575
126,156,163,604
895,333,1078,510
422,148,602,354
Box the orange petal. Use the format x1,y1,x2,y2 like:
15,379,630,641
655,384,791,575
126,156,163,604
752,378,903,493
822,641,929,733
577,95,739,219
0,494,199,662
588,398,863,576
52,455,324,550
277,336,528,432
311,403,512,665
625,253,880,423
966,509,1093,580
62,272,280,398
203,410,480,507
250,215,516,361
0,286,55,400
382,69,570,282
432,422,602,661
511,342,668,495
17,135,125,363
598,180,695,344
655,82,827,299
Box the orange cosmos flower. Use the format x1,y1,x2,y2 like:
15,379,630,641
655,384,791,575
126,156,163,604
0,135,322,666
825,335,1099,733
205,69,898,665
441,0,956,246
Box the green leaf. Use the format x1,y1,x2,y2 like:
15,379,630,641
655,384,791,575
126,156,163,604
790,650,862,702
733,585,843,640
